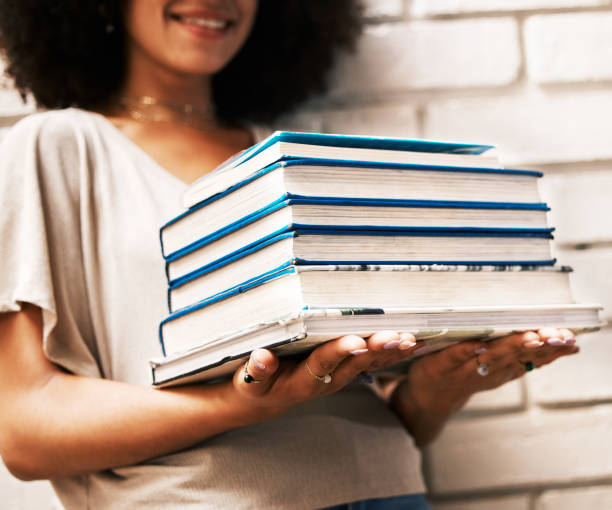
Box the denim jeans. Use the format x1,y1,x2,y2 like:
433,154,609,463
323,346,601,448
322,494,431,510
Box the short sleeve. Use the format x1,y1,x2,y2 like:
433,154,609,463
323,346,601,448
0,113,102,377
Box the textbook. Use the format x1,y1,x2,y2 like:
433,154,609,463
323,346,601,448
151,303,603,387
159,264,576,356
165,158,545,257
182,131,501,208
166,231,556,312
162,192,550,262
151,131,604,388
164,208,554,284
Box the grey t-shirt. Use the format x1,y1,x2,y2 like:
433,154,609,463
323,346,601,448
0,109,425,509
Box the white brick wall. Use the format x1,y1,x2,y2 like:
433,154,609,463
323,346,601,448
329,18,521,95
320,2,612,507
412,0,612,16
426,405,612,493
425,92,612,165
2,2,612,507
525,12,612,83
0,460,58,510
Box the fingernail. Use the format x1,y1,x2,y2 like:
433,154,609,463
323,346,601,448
357,371,374,384
474,347,488,354
524,340,544,348
546,337,565,346
383,340,401,350
564,337,576,345
350,348,369,356
251,355,266,370
399,340,416,350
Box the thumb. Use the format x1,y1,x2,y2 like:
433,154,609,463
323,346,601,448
233,348,279,396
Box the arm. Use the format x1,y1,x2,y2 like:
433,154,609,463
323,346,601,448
386,329,579,446
0,304,274,480
0,305,415,480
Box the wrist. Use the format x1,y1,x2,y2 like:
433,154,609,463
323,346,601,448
215,380,286,428
388,373,469,447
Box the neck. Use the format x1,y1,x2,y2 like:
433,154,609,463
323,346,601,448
119,45,216,114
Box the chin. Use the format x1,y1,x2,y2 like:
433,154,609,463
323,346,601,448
170,58,232,76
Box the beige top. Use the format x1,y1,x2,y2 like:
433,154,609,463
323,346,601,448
0,109,425,510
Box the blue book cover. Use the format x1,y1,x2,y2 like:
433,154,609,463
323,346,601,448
182,133,504,208
208,131,495,176
167,228,556,289
164,157,544,236
162,195,552,261
159,263,567,355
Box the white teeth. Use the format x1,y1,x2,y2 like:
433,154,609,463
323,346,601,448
181,16,228,29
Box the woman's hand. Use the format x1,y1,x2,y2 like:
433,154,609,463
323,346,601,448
386,328,579,447
231,330,418,416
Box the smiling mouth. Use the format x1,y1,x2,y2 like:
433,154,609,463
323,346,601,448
168,13,233,31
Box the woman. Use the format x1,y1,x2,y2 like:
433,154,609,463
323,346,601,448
0,1,578,509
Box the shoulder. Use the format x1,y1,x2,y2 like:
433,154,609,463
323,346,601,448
0,109,107,198
0,108,111,178
1,108,102,151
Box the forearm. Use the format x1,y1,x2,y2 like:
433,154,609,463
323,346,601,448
388,379,468,447
4,373,277,480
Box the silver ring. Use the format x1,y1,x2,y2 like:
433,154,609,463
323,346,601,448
476,356,489,377
305,361,332,384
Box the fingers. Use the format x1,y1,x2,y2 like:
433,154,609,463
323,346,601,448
300,335,368,392
233,348,279,396
537,328,576,346
465,329,579,385
362,331,414,369
410,339,491,379
305,335,368,376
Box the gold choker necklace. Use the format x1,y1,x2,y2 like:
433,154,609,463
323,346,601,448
118,96,217,130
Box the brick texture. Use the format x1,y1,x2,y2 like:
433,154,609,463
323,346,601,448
525,12,612,84
425,405,612,494
329,19,520,96
321,104,419,137
552,247,612,320
462,380,524,413
0,460,58,510
412,0,612,16
425,92,612,165
531,327,612,406
541,171,612,245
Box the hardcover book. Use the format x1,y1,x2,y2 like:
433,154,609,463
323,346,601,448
150,131,604,388
159,264,578,357
165,157,544,257
166,232,556,312
151,304,603,387
162,194,551,262
182,131,500,208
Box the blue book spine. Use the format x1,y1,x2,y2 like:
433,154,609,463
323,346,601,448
162,196,552,261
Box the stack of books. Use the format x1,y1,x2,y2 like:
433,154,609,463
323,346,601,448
150,132,603,387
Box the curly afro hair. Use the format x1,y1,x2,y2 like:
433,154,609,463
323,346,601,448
0,0,363,125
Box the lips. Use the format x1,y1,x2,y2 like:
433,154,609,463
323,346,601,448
168,12,233,31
